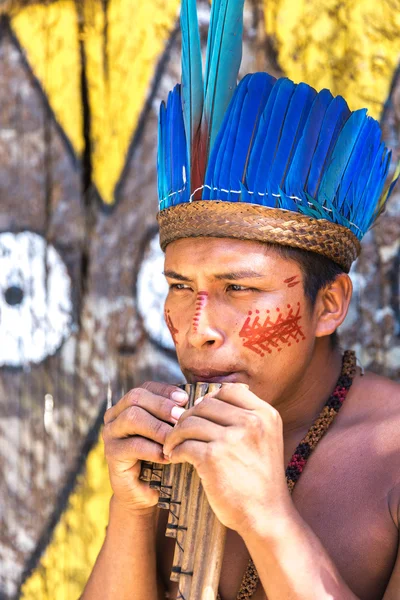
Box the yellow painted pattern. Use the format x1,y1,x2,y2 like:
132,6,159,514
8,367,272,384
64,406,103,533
21,436,112,600
83,0,180,204
11,1,84,156
264,0,400,119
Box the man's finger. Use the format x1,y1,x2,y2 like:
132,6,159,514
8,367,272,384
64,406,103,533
163,415,223,457
167,439,208,469
212,382,263,410
107,435,169,466
180,395,245,428
104,387,187,426
104,405,173,445
141,381,188,404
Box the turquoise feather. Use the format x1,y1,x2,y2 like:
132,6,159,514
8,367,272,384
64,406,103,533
181,0,203,184
317,109,368,205
306,96,350,198
203,0,245,157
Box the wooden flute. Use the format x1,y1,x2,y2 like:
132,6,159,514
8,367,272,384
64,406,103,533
139,382,226,600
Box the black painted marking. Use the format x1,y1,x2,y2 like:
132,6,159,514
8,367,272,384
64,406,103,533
4,285,24,306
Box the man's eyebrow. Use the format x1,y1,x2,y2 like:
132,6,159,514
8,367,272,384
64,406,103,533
163,270,194,282
213,270,264,281
163,269,265,281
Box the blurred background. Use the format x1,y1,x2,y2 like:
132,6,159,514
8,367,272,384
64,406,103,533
0,0,399,598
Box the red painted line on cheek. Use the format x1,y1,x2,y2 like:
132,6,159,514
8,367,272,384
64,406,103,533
284,275,300,288
238,303,306,356
164,309,179,345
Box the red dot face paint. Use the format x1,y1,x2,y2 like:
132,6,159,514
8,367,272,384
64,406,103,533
193,291,208,332
164,308,179,345
238,302,306,356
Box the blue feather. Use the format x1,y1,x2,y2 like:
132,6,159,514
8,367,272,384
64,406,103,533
267,82,316,195
165,85,188,207
229,73,275,194
203,0,245,156
317,108,368,207
335,117,378,215
285,88,333,198
157,101,167,204
211,75,251,201
306,95,351,198
181,0,203,182
203,86,237,199
251,78,297,202
278,187,298,212
245,77,279,195
357,143,388,232
203,80,243,200
348,127,379,211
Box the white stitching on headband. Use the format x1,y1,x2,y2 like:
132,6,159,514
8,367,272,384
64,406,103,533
158,185,362,233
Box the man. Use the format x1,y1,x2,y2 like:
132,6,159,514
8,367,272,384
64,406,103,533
82,0,400,598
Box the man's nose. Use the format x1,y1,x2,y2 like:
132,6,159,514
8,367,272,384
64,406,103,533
187,292,224,349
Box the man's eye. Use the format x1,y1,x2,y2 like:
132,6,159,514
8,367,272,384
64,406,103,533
227,284,255,292
170,283,191,290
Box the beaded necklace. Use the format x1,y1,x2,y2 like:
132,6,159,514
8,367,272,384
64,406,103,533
217,350,357,600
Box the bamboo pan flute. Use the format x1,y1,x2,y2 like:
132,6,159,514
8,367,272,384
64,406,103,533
139,382,226,600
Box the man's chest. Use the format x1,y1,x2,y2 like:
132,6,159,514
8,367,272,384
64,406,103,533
219,429,399,600
286,431,398,600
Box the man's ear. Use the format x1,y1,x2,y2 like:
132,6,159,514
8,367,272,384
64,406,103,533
314,273,352,337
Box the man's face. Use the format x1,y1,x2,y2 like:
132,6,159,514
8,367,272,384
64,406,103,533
163,237,319,406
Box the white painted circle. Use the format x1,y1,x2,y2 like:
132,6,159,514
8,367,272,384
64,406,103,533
137,233,173,350
0,231,73,367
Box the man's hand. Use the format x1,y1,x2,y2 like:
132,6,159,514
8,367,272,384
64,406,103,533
102,382,188,512
162,383,291,533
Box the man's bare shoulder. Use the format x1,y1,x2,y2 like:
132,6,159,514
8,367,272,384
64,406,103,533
347,369,400,424
349,369,400,525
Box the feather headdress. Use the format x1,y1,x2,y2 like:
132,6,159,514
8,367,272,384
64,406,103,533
157,0,398,272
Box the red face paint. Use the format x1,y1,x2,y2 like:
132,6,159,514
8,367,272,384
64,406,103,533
239,302,306,356
284,275,300,288
164,308,179,345
193,291,208,332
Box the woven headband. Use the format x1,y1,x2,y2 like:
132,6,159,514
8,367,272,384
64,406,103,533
158,201,360,272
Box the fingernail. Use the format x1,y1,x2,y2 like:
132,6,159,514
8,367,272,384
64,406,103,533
171,390,188,404
194,395,204,406
171,405,185,422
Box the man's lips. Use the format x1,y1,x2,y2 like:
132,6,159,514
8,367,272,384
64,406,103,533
185,368,243,383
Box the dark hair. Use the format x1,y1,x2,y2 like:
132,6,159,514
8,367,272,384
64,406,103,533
263,243,344,346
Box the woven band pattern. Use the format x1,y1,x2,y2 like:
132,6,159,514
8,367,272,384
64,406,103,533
157,201,361,272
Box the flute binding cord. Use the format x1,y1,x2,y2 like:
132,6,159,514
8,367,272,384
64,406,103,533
222,350,357,600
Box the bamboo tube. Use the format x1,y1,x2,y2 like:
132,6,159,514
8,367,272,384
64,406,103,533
139,460,153,483
170,461,194,582
139,382,227,598
158,463,175,509
177,474,203,598
170,383,207,583
180,383,223,599
150,463,164,491
190,494,226,599
165,463,184,538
